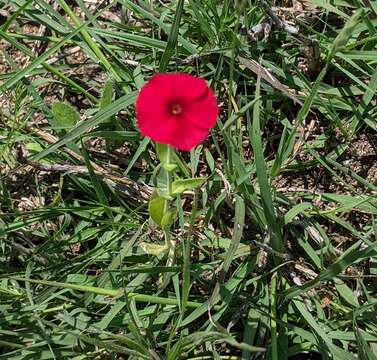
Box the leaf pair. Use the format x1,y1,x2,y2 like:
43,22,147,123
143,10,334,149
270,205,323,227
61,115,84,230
148,177,206,228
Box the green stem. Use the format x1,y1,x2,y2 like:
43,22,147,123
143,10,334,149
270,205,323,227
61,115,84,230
9,276,222,309
164,145,173,249
166,145,173,195
161,146,175,288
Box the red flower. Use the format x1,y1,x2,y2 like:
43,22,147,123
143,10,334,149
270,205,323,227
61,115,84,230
135,73,218,151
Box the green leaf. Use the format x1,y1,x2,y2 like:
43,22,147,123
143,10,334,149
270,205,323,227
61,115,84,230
51,101,80,131
163,163,178,172
11,277,120,297
148,195,166,225
251,73,283,254
284,203,313,225
171,178,206,195
100,80,113,110
140,242,168,256
334,278,359,307
161,209,177,229
99,79,123,149
221,194,245,275
80,141,112,220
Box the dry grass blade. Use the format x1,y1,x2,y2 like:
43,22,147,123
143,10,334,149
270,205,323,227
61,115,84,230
237,55,303,105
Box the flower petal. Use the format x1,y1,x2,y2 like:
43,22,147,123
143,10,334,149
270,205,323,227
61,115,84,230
137,109,178,144
168,121,210,151
184,89,218,130
168,73,210,103
136,74,174,114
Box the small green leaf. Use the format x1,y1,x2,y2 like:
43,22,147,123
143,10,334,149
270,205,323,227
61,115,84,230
156,143,177,172
99,80,123,149
140,242,167,256
148,195,166,225
100,80,115,127
161,208,177,228
171,178,206,195
51,101,80,131
204,148,215,172
163,163,178,172
100,80,113,109
25,142,44,154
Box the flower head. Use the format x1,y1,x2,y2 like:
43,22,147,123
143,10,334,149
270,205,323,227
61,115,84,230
135,73,218,151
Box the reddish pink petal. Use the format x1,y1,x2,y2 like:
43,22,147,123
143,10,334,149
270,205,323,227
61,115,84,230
169,120,210,151
136,74,174,115
184,90,218,130
168,73,210,103
138,110,209,151
136,74,174,142
137,109,178,144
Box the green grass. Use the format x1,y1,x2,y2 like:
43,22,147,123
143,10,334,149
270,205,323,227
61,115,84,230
1,0,377,358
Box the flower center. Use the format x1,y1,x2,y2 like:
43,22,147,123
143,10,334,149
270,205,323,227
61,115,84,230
170,103,182,115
